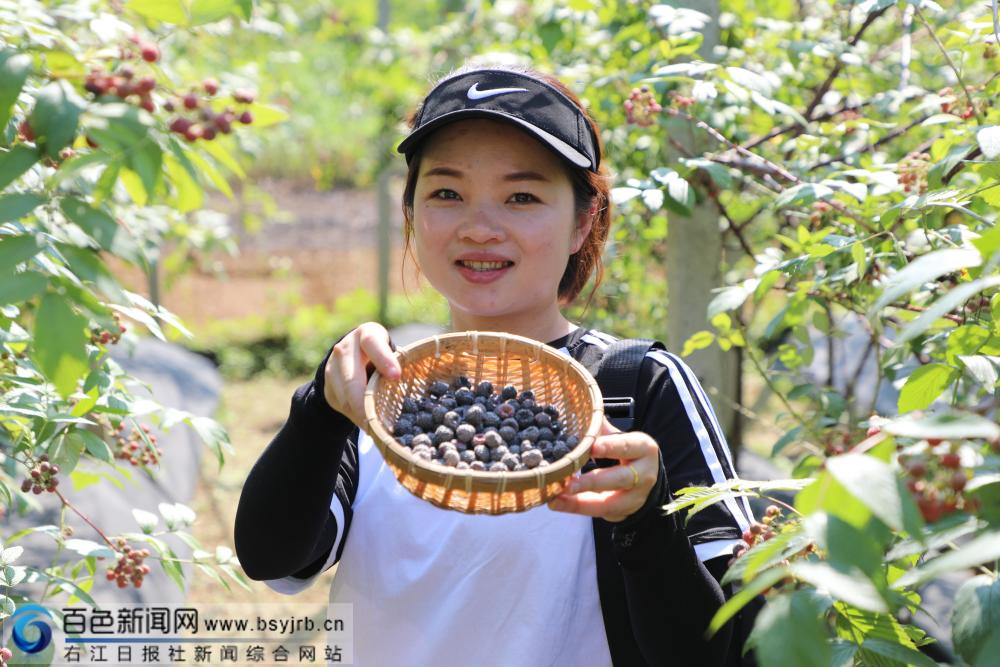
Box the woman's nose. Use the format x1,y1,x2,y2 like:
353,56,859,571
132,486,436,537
458,205,506,243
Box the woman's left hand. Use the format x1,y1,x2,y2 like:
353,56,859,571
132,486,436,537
547,417,660,523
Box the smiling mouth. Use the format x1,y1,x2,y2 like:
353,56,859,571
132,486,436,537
456,260,515,271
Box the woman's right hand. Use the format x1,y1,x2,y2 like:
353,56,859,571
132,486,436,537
323,322,401,428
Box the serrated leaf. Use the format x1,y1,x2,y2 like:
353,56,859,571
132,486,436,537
898,363,959,413
894,531,1000,589
29,80,85,158
33,293,89,398
0,193,45,223
0,144,40,190
752,590,832,667
0,270,47,305
826,454,922,536
897,276,1000,345
951,575,1000,664
882,411,1000,441
0,50,32,131
790,561,887,612
869,248,983,316
860,638,939,667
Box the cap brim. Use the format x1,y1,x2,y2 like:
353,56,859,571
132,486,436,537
396,109,593,170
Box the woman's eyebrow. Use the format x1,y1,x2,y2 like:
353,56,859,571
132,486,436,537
421,166,551,183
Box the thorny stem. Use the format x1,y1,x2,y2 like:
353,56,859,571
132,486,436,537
740,326,825,454
914,6,982,123
53,488,117,550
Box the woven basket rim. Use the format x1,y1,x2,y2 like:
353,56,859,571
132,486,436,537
363,330,604,494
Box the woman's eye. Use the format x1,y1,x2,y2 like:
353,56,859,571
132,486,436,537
509,192,538,204
431,189,460,200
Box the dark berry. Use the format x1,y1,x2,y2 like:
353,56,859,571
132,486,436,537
552,443,570,459
941,453,961,469
452,375,471,389
429,380,449,396
476,381,493,397
443,411,461,429
501,417,520,431
474,445,490,462
523,449,543,468
499,426,517,443
538,427,554,442
488,462,506,472
520,426,540,443
509,444,521,456
465,404,485,427
521,398,536,411
20,479,31,492
415,411,433,430
455,387,474,405
393,419,413,437
433,425,454,445
491,445,509,462
483,411,500,428
484,430,503,449
501,385,517,400
470,461,486,471
443,449,460,467
401,398,418,414
440,396,458,410
432,406,448,425
565,435,579,447
497,403,515,419
461,450,476,464
502,453,519,470
534,412,552,428
456,424,476,443
400,434,414,448
239,110,254,124
519,390,535,402
516,409,534,428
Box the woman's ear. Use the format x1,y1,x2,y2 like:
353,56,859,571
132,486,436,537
571,202,596,254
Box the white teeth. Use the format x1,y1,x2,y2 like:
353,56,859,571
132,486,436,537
460,260,509,271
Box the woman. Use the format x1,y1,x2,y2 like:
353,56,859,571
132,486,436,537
234,62,754,666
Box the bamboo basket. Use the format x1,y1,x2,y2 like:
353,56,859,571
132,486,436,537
363,331,604,514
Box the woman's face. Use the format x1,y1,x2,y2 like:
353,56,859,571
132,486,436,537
411,118,591,332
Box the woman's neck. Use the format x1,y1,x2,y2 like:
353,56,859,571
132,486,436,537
448,306,576,344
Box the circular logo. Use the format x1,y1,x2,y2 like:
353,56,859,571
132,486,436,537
11,603,53,654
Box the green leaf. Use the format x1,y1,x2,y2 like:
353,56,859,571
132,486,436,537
682,330,715,356
751,590,831,667
0,234,41,273
790,561,887,612
868,248,982,317
947,325,991,364
851,241,867,277
198,139,245,178
958,355,999,389
826,454,921,531
127,140,163,201
245,102,288,128
127,0,187,24
190,0,240,24
77,428,114,464
882,411,1000,441
33,292,89,398
896,276,1000,345
0,193,45,223
860,638,940,667
709,565,790,635
0,144,40,190
898,363,959,413
59,197,143,265
774,183,832,209
29,80,85,158
894,531,1000,589
0,50,32,131
0,271,46,305
952,575,1000,665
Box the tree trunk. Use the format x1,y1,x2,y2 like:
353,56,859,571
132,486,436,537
662,0,743,453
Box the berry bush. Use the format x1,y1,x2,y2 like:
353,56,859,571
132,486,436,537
0,0,287,641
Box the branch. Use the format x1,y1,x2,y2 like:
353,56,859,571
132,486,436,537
802,5,893,121
807,112,932,172
914,5,982,123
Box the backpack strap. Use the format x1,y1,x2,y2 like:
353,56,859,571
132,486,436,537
594,338,665,432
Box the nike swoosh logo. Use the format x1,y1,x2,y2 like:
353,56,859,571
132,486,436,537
467,82,529,100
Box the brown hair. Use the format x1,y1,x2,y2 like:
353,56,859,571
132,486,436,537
400,61,612,308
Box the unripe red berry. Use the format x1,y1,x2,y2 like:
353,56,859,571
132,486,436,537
750,523,764,535
183,93,199,110
20,479,31,493
32,484,43,494
238,110,253,124
140,43,159,63
17,119,34,142
741,529,754,544
941,453,961,469
119,65,135,80
866,424,881,437
140,97,155,113
949,471,967,491
927,438,943,446
233,88,256,104
765,505,780,517
203,78,219,95
202,127,217,140
906,460,927,478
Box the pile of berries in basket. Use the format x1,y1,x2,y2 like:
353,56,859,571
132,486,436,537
392,377,579,472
